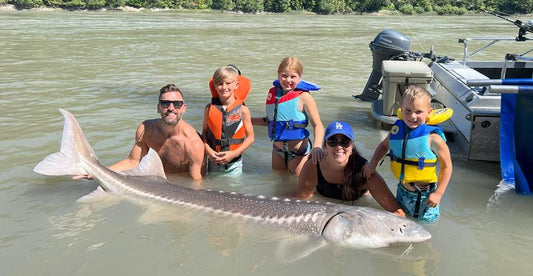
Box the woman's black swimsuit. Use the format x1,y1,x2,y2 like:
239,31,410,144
315,156,367,200
315,161,344,200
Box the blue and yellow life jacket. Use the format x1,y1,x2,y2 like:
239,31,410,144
389,120,446,184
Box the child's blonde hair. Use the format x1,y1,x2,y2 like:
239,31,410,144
402,85,432,107
278,57,303,76
212,65,239,86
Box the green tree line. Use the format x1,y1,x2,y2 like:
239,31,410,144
4,0,533,15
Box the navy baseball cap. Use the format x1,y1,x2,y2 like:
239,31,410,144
324,121,354,140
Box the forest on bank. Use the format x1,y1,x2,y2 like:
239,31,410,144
3,0,532,15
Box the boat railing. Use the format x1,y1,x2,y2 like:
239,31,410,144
459,37,519,64
459,37,533,78
467,79,533,94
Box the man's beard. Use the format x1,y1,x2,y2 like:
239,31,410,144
162,112,181,125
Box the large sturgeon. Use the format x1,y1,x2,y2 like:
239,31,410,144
34,109,431,248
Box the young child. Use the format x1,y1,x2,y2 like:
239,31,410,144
251,57,324,176
364,85,452,223
202,65,254,175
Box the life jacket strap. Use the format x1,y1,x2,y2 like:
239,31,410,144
409,182,436,219
214,138,245,148
390,154,437,168
284,120,308,129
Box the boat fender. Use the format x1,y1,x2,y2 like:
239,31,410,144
397,108,453,125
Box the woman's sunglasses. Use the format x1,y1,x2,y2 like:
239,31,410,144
160,100,184,109
326,137,352,147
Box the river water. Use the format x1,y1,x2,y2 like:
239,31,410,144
1,10,532,275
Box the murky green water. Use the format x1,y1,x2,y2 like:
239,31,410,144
1,10,532,275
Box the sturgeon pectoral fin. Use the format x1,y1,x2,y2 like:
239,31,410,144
275,235,327,263
77,186,114,202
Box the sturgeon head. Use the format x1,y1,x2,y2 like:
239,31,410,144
321,206,431,248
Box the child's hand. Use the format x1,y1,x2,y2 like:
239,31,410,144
309,147,324,164
214,151,237,164
206,148,219,163
362,163,375,180
426,192,442,207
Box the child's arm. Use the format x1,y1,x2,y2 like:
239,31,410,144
215,106,255,163
300,92,325,163
427,133,452,207
107,122,149,173
363,135,390,179
201,105,218,162
251,116,267,126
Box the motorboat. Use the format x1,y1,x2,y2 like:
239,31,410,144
354,12,533,194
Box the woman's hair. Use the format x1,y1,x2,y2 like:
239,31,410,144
341,149,368,201
278,56,303,76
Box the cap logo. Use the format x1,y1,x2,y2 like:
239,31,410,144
335,122,343,130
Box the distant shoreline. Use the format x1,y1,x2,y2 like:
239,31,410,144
0,4,469,15
1,4,531,16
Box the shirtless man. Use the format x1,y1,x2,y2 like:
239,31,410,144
76,84,205,180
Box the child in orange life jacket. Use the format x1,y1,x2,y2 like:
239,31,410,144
202,65,254,175
363,86,452,223
251,57,325,176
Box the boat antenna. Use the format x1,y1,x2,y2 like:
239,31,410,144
390,8,426,52
483,9,533,41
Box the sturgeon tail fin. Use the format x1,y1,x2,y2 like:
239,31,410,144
34,109,97,176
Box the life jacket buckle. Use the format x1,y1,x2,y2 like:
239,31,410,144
417,157,426,170
220,138,230,148
282,141,289,153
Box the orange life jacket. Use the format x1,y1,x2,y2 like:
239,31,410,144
205,99,246,153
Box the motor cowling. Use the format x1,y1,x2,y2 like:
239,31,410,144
356,30,411,101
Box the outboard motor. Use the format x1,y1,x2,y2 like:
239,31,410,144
355,30,411,101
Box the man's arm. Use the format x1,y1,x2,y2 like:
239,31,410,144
73,122,148,180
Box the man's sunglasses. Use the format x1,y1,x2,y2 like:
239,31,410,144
160,100,184,109
326,137,352,148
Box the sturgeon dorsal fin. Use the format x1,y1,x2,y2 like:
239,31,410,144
121,148,167,180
